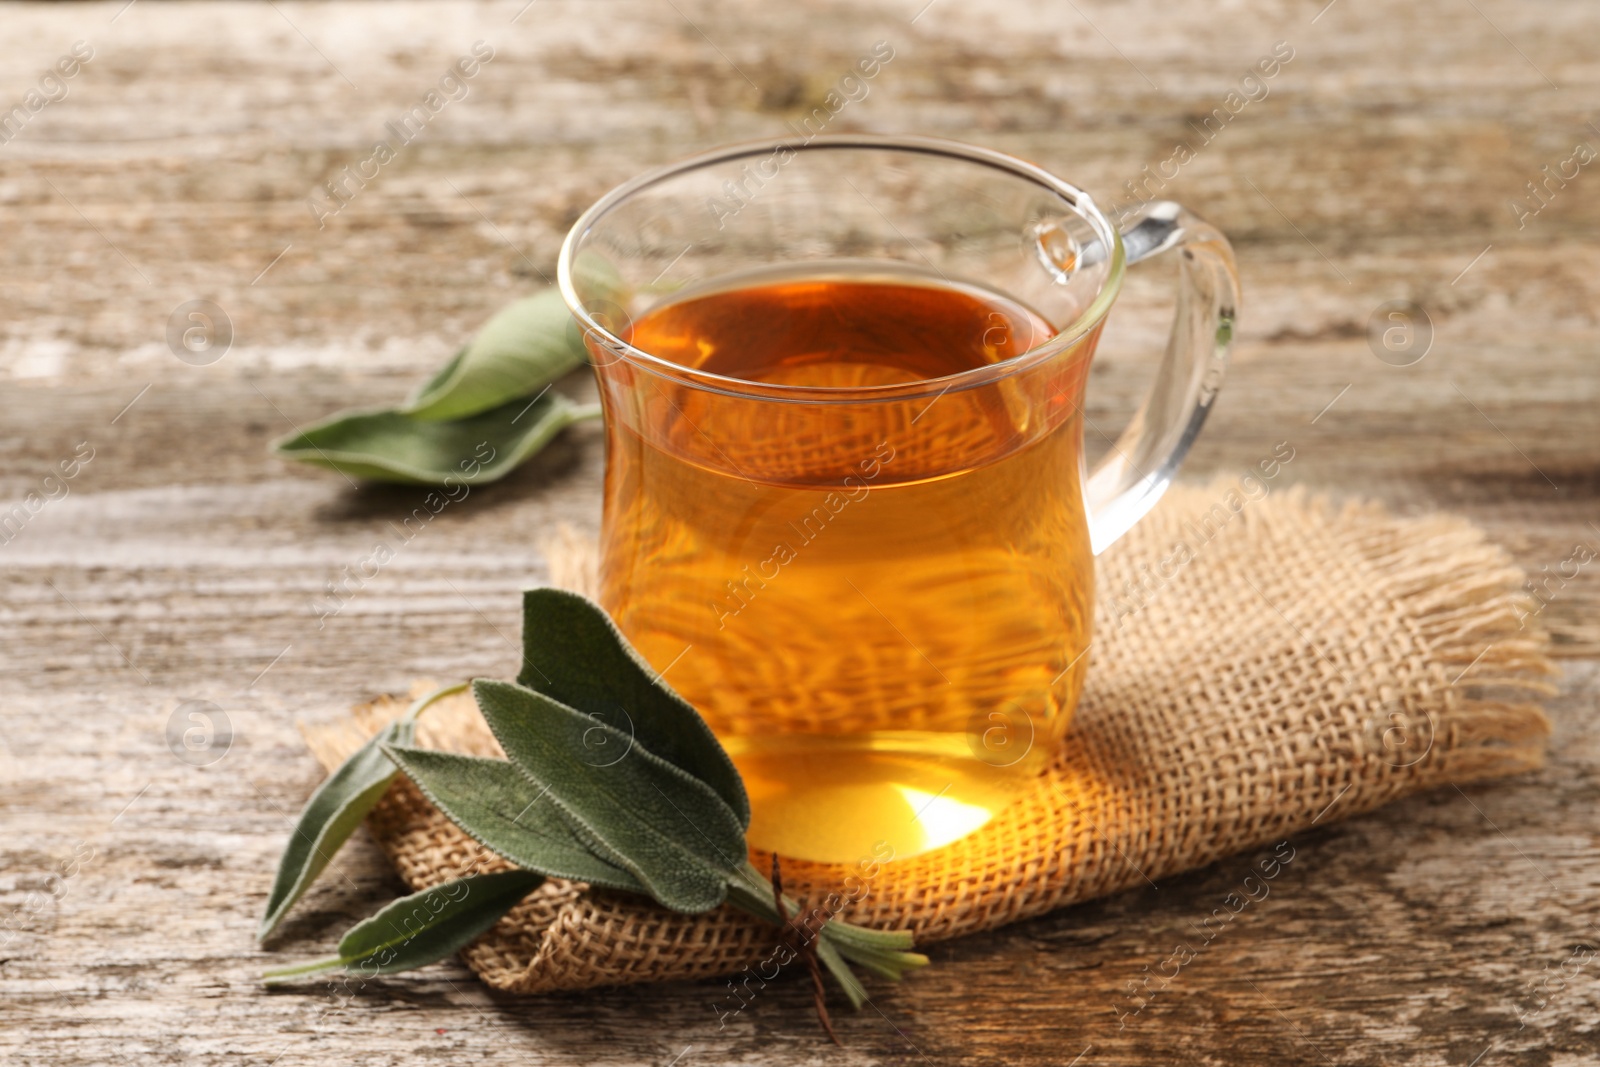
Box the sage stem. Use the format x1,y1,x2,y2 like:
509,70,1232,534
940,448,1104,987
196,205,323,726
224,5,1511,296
261,956,345,983
401,681,469,725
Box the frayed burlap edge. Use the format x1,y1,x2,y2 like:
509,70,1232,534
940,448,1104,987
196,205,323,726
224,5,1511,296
300,485,1556,995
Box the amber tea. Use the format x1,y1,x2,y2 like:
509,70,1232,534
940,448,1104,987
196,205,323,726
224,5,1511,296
597,271,1096,862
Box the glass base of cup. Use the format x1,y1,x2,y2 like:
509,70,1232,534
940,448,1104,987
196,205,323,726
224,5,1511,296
723,732,1051,864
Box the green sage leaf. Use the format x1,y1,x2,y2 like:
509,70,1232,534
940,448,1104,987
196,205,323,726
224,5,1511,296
473,678,745,913
337,868,543,974
261,869,542,983
258,717,413,942
831,937,930,982
825,922,922,959
816,937,868,1010
517,589,750,827
273,391,598,487
380,744,645,893
404,291,587,422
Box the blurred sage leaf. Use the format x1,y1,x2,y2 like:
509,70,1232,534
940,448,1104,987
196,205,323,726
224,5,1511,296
404,290,587,422
816,937,869,1010
258,716,413,942
380,744,646,893
273,391,599,487
473,677,745,913
261,869,543,983
517,588,750,827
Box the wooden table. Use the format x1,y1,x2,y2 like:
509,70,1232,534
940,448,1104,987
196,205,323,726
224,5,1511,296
3,1,1596,1063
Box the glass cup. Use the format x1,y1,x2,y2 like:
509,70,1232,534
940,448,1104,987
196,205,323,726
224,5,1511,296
559,135,1238,863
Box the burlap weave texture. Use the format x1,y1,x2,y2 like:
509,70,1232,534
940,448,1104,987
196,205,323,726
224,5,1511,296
301,485,1556,994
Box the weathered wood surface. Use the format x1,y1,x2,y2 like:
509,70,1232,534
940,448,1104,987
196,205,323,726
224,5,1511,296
1,0,1596,1064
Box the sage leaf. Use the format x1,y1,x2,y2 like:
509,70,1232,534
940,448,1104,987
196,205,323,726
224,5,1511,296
273,391,599,487
337,868,543,974
815,937,868,1010
517,589,750,827
831,937,930,982
404,291,587,422
262,869,542,983
380,745,645,893
258,717,413,942
473,678,745,913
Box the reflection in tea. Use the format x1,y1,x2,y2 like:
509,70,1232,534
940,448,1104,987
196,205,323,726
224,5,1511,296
596,271,1100,862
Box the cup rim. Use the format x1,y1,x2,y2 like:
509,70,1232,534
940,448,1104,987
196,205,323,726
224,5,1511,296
557,133,1126,404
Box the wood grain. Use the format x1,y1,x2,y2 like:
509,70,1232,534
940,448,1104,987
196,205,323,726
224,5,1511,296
1,1,1596,1064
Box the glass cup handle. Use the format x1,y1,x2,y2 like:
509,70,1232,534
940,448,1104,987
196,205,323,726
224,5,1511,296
1083,200,1241,555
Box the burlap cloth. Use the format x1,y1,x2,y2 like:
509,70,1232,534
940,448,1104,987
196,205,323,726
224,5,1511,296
301,484,1557,994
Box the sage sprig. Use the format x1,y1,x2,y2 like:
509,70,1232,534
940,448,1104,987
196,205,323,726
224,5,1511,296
259,590,927,1035
274,288,603,486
